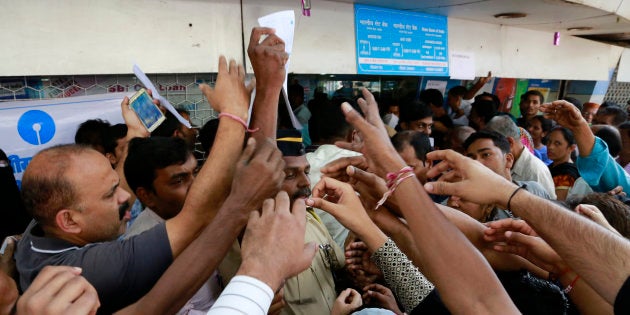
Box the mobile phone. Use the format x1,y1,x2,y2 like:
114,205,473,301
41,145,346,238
129,88,165,132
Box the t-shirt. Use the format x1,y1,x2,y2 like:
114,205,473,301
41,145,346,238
15,221,173,314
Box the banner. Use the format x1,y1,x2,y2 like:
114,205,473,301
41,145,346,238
0,93,130,186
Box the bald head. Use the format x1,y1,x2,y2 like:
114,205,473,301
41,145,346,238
21,145,97,225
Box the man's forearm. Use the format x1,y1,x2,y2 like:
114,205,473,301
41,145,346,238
394,178,518,314
117,200,248,315
511,190,630,303
573,122,596,157
171,119,246,255
250,86,280,139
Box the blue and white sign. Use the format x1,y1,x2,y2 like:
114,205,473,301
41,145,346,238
355,4,448,76
0,93,129,184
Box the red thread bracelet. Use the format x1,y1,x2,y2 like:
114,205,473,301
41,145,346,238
563,275,580,294
218,113,259,133
375,166,415,210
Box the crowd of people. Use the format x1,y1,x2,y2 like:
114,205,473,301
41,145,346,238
1,26,630,315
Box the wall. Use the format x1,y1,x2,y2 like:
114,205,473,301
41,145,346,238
241,0,356,74
0,0,620,81
448,18,614,80
0,0,243,75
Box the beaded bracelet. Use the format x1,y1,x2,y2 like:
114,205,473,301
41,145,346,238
375,166,415,210
218,112,259,133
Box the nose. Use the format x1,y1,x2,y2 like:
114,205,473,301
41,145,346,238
119,187,131,204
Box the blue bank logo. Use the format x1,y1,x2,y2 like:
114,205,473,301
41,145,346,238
17,110,56,145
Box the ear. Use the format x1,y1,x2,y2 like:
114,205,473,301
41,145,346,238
400,122,408,130
173,128,184,139
135,187,156,210
55,209,82,234
505,152,515,170
105,152,117,166
506,137,517,153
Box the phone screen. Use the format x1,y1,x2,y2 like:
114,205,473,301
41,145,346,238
129,89,165,132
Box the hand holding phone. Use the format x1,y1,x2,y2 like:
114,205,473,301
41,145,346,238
129,88,165,132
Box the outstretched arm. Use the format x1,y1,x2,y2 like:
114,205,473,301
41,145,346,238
331,89,518,314
165,56,253,258
247,27,288,139
486,219,613,315
424,149,630,304
117,137,285,315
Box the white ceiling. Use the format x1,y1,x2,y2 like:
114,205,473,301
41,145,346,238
329,0,630,37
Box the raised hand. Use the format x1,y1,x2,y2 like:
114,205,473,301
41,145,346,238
308,177,388,253
247,27,288,93
540,100,586,131
424,149,517,208
331,288,363,315
320,155,369,184
16,266,100,315
199,56,254,120
120,95,149,139
237,191,317,292
0,236,19,281
362,284,404,315
345,241,382,288
308,177,372,235
227,137,285,214
335,88,405,178
345,165,388,211
575,204,621,236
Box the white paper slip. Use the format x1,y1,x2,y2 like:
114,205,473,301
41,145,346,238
258,10,302,129
133,64,192,129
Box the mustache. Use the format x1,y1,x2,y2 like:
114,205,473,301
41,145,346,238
292,187,312,200
118,201,130,220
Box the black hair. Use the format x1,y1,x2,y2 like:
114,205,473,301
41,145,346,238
530,116,553,133
447,86,467,97
319,98,353,141
391,130,432,162
288,83,305,100
595,126,622,157
74,119,111,151
103,124,127,155
548,126,576,146
124,137,191,193
399,99,433,123
470,99,497,124
475,93,501,111
522,90,545,104
152,111,180,138
198,118,220,154
597,106,627,126
463,130,511,154
562,97,583,112
419,89,444,107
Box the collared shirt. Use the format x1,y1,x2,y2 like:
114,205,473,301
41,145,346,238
218,210,345,315
15,220,172,314
511,148,557,199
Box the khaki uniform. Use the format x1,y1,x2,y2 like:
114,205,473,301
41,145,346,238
218,210,345,315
